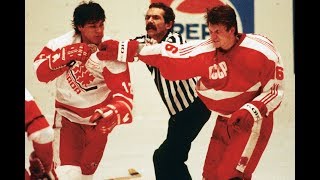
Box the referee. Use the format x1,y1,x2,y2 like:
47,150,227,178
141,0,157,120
134,3,212,180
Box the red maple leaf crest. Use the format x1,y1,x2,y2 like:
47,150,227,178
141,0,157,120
73,65,95,87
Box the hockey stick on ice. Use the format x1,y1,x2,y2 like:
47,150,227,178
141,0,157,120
105,168,142,180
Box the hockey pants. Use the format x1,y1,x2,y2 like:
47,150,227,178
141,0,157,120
203,114,273,180
53,114,109,175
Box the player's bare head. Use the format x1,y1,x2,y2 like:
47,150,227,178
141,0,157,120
205,4,238,35
147,2,175,32
72,1,106,34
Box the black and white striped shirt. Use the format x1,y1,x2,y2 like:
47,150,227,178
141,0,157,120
134,32,199,116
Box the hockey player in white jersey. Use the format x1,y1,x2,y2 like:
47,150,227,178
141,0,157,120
25,88,58,180
33,1,136,179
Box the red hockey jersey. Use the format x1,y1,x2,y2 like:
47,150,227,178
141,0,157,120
138,33,284,117
33,31,133,125
25,88,51,137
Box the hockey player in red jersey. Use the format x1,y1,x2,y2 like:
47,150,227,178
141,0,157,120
33,1,135,179
25,88,58,180
96,4,284,180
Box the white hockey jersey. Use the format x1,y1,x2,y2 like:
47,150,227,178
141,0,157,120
33,31,133,125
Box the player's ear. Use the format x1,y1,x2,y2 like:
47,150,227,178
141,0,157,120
229,26,236,34
165,21,174,30
77,25,84,32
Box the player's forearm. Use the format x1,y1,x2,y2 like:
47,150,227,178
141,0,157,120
256,61,284,115
137,54,205,81
34,60,67,83
257,85,284,116
33,46,69,83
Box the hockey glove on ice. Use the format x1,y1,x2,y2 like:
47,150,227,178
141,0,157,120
48,43,92,70
97,40,139,62
228,101,267,132
29,151,58,180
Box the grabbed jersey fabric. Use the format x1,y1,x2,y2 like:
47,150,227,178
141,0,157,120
134,32,198,116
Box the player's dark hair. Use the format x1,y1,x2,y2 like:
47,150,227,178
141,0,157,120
205,4,238,35
149,2,175,32
72,1,106,34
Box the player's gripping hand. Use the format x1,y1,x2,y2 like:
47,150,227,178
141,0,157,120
49,43,92,70
29,151,58,180
145,37,158,46
97,39,139,62
90,106,118,134
227,101,267,132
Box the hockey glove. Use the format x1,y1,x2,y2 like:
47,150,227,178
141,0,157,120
90,105,118,134
48,43,92,70
29,151,58,180
97,40,139,62
228,101,267,132
90,101,132,134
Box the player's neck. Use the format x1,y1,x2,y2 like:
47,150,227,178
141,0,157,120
220,35,239,53
152,31,169,43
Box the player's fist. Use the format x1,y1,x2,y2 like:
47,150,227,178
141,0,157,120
29,151,58,180
49,43,92,70
145,38,158,46
228,101,267,132
90,106,118,134
97,40,139,62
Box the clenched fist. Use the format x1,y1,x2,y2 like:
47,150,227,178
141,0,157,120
49,43,92,70
90,106,118,134
97,40,139,62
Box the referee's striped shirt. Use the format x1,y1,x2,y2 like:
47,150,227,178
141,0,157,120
134,32,199,116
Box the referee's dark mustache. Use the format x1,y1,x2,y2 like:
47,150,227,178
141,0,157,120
146,23,157,31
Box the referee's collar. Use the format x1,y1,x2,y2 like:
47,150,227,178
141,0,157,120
146,31,173,43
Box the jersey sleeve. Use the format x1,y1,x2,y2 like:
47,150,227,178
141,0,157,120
33,45,69,83
33,31,76,83
25,88,50,137
137,39,216,80
251,37,285,116
253,59,284,116
26,88,54,175
101,61,134,125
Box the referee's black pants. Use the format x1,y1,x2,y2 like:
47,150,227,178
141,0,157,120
153,97,212,180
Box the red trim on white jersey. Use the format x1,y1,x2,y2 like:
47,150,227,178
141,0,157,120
33,31,133,125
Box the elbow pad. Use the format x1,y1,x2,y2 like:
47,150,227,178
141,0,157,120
28,126,54,144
